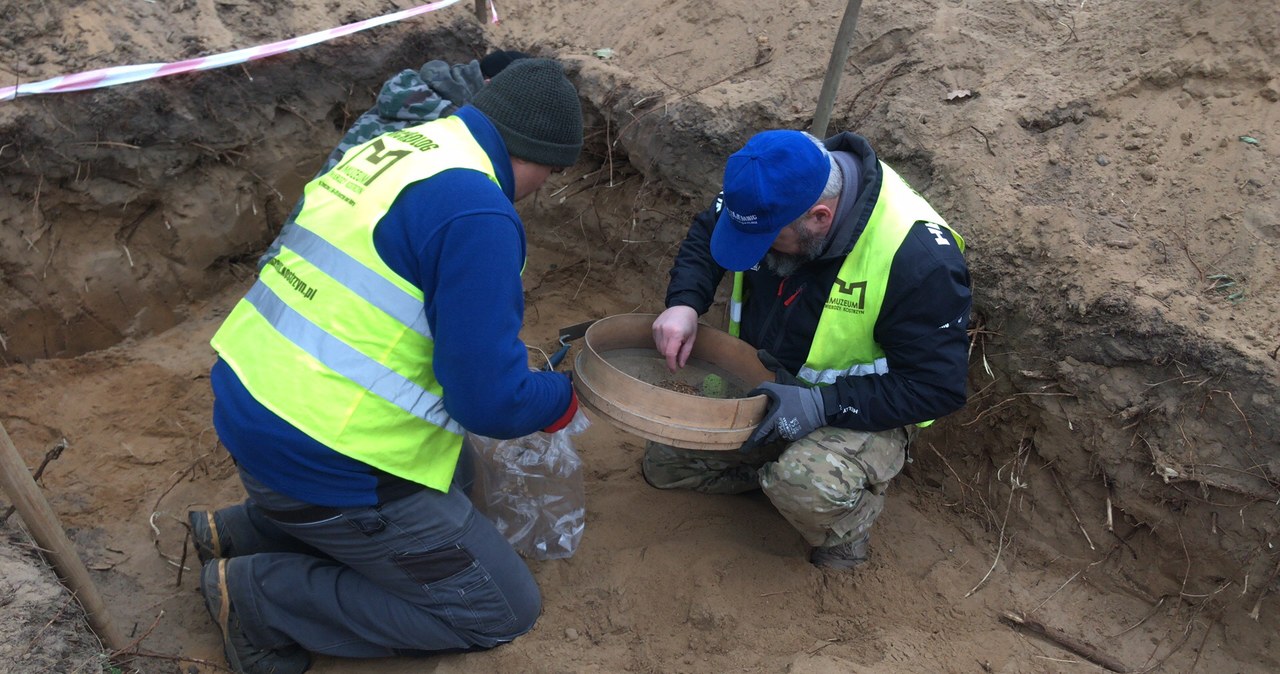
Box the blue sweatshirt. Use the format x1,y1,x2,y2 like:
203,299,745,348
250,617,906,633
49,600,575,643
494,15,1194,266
211,106,573,506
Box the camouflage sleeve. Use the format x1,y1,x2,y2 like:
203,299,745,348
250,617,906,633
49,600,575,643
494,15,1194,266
316,65,466,177
419,59,485,109
316,108,394,177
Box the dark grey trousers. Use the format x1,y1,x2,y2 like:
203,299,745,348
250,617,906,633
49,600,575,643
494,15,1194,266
212,458,541,658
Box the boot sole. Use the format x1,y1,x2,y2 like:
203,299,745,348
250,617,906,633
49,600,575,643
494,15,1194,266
199,559,313,674
201,559,248,673
189,510,223,566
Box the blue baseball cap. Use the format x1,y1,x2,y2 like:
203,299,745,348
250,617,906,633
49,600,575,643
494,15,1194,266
710,130,829,271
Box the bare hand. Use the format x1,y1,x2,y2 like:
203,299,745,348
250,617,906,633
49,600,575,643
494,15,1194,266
652,306,699,372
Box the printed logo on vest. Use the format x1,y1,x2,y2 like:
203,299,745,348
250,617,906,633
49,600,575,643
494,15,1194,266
336,137,413,188
826,278,867,313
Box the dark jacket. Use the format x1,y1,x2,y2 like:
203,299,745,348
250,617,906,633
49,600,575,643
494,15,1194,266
664,133,971,431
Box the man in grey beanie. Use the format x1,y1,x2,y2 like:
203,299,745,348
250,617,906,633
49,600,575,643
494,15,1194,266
190,57,584,672
473,58,583,172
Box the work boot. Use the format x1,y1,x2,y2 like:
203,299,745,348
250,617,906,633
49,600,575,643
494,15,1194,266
809,533,870,570
200,559,311,674
189,510,226,566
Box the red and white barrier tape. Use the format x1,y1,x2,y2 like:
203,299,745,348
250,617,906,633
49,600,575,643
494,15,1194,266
1,0,493,103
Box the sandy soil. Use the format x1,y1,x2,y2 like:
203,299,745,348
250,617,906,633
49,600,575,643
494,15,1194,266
1,0,1278,672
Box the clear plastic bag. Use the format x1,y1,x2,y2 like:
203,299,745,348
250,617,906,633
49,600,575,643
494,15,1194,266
467,411,589,560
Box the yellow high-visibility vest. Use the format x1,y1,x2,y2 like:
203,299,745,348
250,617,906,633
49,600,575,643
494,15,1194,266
211,116,499,492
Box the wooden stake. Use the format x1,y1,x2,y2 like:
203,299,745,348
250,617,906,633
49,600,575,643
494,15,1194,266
811,0,865,138
0,421,127,651
0,437,65,523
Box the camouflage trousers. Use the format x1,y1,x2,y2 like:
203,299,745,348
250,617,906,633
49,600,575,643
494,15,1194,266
642,426,913,548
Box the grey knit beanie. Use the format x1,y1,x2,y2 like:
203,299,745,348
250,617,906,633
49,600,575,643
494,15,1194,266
472,58,583,168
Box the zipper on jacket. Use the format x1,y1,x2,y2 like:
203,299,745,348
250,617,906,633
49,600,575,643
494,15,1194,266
753,278,789,349
766,278,807,356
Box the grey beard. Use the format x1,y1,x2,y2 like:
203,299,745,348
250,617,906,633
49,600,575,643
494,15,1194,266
763,224,825,277
763,251,808,277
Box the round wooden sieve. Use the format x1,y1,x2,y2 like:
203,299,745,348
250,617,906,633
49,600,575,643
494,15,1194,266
572,313,772,450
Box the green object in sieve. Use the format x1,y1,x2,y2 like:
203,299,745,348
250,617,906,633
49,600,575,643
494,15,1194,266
700,374,728,399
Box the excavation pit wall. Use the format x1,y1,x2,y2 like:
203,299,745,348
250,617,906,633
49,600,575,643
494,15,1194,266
2,21,1277,621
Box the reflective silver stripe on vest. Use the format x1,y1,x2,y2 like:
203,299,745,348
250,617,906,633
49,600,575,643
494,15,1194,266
245,283,461,434
274,225,430,338
799,358,890,385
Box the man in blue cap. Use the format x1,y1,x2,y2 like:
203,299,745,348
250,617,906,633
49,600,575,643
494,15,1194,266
648,129,971,568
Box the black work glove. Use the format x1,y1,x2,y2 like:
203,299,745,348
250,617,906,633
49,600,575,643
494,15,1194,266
756,349,801,386
739,381,827,452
